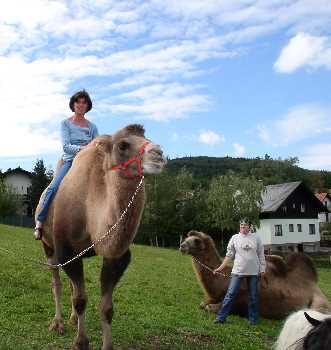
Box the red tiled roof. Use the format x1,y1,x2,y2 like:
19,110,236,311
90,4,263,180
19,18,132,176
315,192,327,203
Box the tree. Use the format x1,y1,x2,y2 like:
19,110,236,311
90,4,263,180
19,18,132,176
206,172,264,233
0,179,20,217
29,159,53,213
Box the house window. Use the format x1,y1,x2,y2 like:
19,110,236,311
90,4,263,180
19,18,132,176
275,225,283,236
282,206,287,213
297,224,302,232
289,224,294,232
292,203,296,209
309,224,316,235
300,203,305,213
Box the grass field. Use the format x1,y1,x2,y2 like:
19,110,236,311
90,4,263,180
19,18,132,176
0,224,330,350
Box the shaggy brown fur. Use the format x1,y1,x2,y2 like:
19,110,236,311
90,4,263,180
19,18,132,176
180,230,331,319
36,124,166,350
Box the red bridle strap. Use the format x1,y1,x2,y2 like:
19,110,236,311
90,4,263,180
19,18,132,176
111,141,151,178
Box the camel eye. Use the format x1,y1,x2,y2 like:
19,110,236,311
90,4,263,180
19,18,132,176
118,141,130,152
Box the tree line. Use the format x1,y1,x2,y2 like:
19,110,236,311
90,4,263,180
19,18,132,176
1,155,330,250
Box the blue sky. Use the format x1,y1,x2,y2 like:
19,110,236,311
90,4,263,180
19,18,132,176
1,0,331,172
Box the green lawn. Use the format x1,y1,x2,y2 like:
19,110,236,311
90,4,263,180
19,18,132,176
0,224,330,350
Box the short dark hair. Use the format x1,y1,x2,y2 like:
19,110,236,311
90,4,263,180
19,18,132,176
69,90,92,112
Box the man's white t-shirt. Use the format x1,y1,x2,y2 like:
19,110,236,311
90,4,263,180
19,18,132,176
226,232,266,276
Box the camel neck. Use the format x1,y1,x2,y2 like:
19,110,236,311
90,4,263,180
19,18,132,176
194,249,222,270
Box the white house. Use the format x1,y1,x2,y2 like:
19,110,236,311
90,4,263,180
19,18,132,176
2,167,32,216
255,182,325,253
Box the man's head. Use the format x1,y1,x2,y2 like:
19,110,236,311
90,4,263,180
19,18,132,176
239,218,250,235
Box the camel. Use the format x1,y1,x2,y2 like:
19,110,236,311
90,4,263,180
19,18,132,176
36,124,166,350
179,230,331,319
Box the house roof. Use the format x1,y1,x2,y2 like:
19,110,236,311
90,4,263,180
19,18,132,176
3,167,32,178
261,181,301,212
315,192,329,203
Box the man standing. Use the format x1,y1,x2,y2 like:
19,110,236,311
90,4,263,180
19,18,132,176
213,219,266,325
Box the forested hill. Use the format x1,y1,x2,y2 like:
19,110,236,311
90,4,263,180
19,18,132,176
166,155,331,191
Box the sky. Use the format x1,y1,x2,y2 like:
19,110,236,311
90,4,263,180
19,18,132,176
1,0,331,172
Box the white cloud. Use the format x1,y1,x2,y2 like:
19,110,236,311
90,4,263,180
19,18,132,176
274,33,331,73
1,0,331,162
233,143,245,157
300,144,331,170
198,130,225,146
257,104,331,146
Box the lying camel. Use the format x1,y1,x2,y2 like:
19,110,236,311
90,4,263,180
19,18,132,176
179,230,331,319
36,124,166,350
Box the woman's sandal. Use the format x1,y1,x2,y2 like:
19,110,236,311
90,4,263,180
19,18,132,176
33,227,43,240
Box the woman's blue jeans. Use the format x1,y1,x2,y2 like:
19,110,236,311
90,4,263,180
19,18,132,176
36,160,72,223
216,274,259,324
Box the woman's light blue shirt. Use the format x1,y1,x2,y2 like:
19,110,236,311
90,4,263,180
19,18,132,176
61,118,99,161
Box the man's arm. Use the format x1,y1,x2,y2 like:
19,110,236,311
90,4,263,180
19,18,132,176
213,236,235,274
257,236,266,275
214,256,232,274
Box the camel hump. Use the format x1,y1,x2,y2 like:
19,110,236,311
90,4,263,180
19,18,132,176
285,253,318,282
266,255,287,276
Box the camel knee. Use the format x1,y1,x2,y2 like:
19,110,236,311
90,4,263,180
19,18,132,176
101,305,114,324
73,297,87,315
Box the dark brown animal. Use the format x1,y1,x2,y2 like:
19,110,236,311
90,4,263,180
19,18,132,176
179,230,331,319
36,124,166,350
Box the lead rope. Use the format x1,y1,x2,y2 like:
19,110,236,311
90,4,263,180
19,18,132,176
192,256,229,278
0,176,144,270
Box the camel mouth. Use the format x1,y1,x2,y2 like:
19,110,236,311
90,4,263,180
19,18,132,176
179,244,190,255
143,161,166,174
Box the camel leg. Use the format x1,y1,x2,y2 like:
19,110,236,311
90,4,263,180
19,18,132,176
62,258,89,350
49,266,65,335
100,250,131,350
42,242,65,335
69,281,78,326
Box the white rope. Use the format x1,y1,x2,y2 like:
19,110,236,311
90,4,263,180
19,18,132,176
0,176,144,270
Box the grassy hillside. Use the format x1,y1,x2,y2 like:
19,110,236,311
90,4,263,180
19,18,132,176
0,224,330,350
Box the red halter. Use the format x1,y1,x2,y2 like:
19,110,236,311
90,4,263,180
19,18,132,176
111,141,150,178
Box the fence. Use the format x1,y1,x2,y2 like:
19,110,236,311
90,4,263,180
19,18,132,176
0,215,34,228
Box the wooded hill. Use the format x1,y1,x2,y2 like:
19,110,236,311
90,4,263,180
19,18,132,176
166,155,331,191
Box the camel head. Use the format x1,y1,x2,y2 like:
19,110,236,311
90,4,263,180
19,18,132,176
180,230,216,256
97,124,167,178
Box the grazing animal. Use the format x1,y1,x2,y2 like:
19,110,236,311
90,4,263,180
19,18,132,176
275,309,331,350
179,230,331,319
36,124,166,350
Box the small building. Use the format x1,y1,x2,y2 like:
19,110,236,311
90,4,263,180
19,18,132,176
3,167,32,216
255,181,325,253
315,192,331,223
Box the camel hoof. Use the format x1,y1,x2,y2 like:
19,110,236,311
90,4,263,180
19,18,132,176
205,303,220,314
69,313,78,326
72,336,90,350
199,301,207,309
49,318,65,335
102,345,113,350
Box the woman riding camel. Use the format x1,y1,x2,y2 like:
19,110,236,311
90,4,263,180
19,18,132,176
33,90,99,240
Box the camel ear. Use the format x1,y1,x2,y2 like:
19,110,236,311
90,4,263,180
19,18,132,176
95,135,113,153
304,312,321,327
